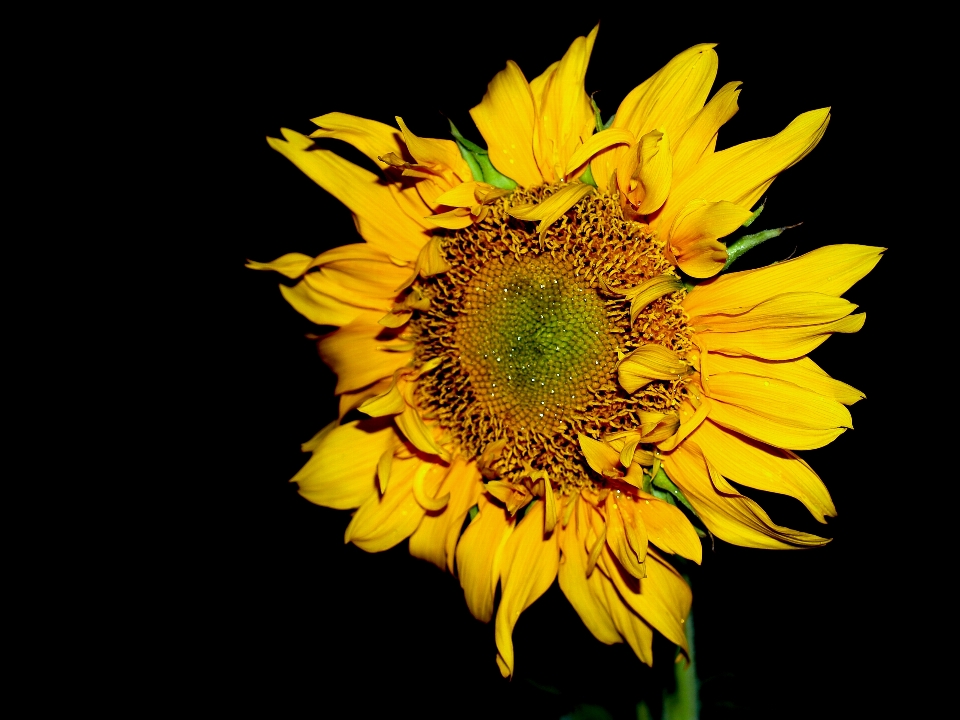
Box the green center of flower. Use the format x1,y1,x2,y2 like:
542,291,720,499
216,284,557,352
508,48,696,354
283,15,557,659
455,255,616,434
413,187,693,493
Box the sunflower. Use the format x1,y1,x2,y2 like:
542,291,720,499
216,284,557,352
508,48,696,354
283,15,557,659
250,27,881,678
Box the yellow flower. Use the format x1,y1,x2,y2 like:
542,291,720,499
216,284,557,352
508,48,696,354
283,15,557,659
251,28,880,678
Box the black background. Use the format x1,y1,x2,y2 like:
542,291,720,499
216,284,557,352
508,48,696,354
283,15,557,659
213,14,899,719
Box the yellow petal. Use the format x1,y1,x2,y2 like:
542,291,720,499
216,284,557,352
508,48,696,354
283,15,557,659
672,81,741,181
358,369,407,417
412,460,451,512
279,281,365,327
563,127,635,178
578,435,624,478
592,44,718,192
634,493,702,563
309,111,407,166
434,181,484,207
663,441,831,548
653,108,830,235
469,60,542,188
495,501,560,677
457,496,515,623
440,460,484,573
684,245,884,319
344,455,435,552
668,200,753,278
267,130,430,260
427,207,474,230
395,117,472,207
656,392,712,452
558,496,621,645
543,477,558,534
277,245,412,328
616,44,719,142
599,573,654,664
691,418,836,522
311,244,412,299
705,354,864,406
485,480,534,516
337,377,393,421
694,292,858,333
292,418,396,509
618,345,689,393
408,459,482,571
597,546,690,657
508,183,595,242
706,372,852,451
396,406,450,461
531,25,599,183
317,311,413,393
605,493,648,578
622,275,684,325
697,312,866,361
246,253,313,279
617,129,673,214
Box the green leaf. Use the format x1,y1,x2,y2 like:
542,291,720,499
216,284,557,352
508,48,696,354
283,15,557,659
448,119,518,190
564,704,614,720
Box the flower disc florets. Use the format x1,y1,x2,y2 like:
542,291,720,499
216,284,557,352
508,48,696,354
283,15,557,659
413,186,694,494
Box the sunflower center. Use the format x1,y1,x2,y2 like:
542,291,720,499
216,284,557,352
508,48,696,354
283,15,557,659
455,255,617,434
412,186,693,494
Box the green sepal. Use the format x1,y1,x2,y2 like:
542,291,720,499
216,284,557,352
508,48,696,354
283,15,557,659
603,113,616,130
651,467,697,517
591,96,604,133
454,140,484,183
742,199,765,228
580,164,598,187
448,119,518,190
651,486,679,507
467,504,479,522
722,223,800,272
518,497,539,522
